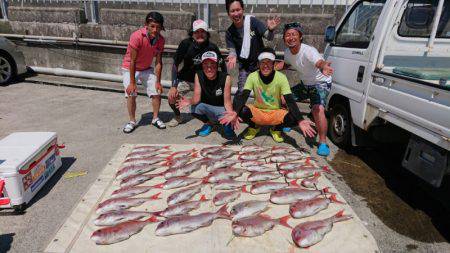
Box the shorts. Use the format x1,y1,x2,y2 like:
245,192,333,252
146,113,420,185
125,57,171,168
291,81,331,107
247,104,288,126
122,68,158,98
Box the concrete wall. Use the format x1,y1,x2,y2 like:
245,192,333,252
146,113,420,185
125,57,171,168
1,3,343,83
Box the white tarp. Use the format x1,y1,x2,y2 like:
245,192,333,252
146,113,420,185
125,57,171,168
45,144,379,253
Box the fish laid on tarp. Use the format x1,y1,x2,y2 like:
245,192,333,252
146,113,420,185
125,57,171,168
204,149,236,159
277,160,316,170
238,152,272,161
165,156,192,170
94,210,153,226
240,160,266,167
301,172,321,188
167,184,203,206
213,190,241,206
91,216,159,245
232,214,291,237
199,145,225,157
116,164,159,180
214,179,248,190
152,177,202,190
230,200,269,221
290,194,344,219
281,166,332,179
96,193,161,214
126,150,169,160
110,186,158,199
291,210,353,248
240,145,269,153
244,165,277,172
120,173,161,188
243,180,299,195
269,153,305,163
155,205,229,236
154,196,208,218
122,156,166,167
203,168,245,184
270,187,331,205
271,146,298,154
163,158,210,179
167,149,198,160
132,145,170,152
207,159,239,171
247,171,281,182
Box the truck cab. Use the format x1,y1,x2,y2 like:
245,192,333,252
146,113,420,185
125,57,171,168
323,0,450,187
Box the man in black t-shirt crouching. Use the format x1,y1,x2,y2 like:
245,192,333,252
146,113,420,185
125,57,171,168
177,51,235,140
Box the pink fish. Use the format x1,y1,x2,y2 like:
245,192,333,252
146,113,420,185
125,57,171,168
271,146,297,154
213,190,241,206
238,151,272,161
153,196,209,217
96,193,161,214
199,145,225,157
289,194,344,219
167,185,203,206
94,210,154,226
203,168,245,184
247,171,281,182
214,179,248,190
243,180,300,195
122,156,166,167
270,187,331,205
301,172,321,188
164,156,192,169
280,166,332,179
240,160,266,167
240,145,270,153
120,173,161,188
110,186,159,199
291,210,353,248
232,214,291,237
151,177,202,190
167,149,198,160
204,149,236,159
277,159,316,170
91,216,159,245
116,164,159,180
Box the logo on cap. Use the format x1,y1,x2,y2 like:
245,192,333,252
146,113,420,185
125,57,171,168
201,51,218,62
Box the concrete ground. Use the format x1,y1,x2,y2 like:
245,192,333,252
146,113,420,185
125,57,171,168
0,79,449,253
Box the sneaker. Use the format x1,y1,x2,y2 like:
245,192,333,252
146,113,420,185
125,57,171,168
317,143,330,157
282,127,291,133
167,116,183,127
244,127,260,140
198,124,213,137
223,124,235,140
152,118,166,129
270,128,284,143
123,121,136,134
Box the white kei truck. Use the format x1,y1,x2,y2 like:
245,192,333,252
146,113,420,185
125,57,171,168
323,0,450,187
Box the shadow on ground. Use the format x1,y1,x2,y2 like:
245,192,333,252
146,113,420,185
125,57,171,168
330,145,450,244
0,233,15,253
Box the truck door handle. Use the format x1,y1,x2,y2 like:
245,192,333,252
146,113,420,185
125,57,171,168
357,66,365,83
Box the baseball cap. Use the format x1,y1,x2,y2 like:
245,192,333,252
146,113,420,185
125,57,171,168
146,12,165,30
283,22,304,36
257,47,276,61
193,19,208,32
201,51,218,63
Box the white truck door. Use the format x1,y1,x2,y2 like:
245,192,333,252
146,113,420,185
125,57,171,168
324,0,385,103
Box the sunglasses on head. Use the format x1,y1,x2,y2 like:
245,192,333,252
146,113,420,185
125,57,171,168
284,22,301,30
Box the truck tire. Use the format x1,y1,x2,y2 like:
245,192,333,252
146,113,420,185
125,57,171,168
0,52,16,86
328,102,351,148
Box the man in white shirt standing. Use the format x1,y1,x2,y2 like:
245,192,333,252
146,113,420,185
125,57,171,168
277,22,334,156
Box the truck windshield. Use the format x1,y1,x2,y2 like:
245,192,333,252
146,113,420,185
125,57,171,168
398,0,450,38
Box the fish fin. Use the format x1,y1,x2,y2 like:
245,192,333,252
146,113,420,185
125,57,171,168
217,204,229,218
191,152,199,158
259,213,271,219
145,216,159,223
278,215,292,229
199,194,208,202
150,192,162,200
305,157,311,165
241,185,248,193
279,170,289,175
289,179,300,187
151,183,164,189
313,171,321,177
322,166,332,173
322,187,331,194
333,210,353,222
329,194,345,204
202,176,210,184
163,145,171,150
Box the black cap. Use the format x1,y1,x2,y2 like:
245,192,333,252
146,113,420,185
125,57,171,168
283,22,304,36
146,12,165,30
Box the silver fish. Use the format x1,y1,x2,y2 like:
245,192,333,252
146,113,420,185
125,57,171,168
244,180,299,195
111,186,157,199
289,194,344,219
238,152,272,161
94,210,152,226
269,187,330,205
207,159,239,171
240,145,269,153
240,160,266,167
269,154,304,163
230,200,269,221
282,166,331,179
214,179,248,190
155,205,229,236
91,216,159,245
205,149,236,159
96,193,161,214
232,215,291,237
213,190,241,206
167,184,203,206
165,156,192,170
116,164,159,180
245,165,277,172
163,158,210,179
152,177,202,190
203,168,245,184
247,171,281,182
120,173,160,188
168,149,198,160
291,210,352,248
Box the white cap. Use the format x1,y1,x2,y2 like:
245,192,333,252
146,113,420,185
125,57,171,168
201,51,218,62
193,19,208,32
257,52,276,61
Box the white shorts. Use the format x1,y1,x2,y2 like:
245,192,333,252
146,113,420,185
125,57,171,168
122,68,159,98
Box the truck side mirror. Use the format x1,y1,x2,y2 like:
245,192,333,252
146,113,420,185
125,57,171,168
324,26,336,43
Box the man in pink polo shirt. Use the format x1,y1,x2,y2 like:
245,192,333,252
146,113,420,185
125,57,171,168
122,11,166,133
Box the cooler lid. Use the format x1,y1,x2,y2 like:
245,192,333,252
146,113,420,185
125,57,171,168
0,132,57,174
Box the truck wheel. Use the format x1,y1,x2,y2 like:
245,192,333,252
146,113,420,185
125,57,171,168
0,52,16,86
328,102,351,148
13,203,26,213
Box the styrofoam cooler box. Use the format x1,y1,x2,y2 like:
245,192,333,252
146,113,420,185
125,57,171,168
0,132,63,211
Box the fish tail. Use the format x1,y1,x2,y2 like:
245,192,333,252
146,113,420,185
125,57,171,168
332,210,353,223
322,187,333,194
199,194,209,202
329,194,345,204
145,215,159,223
278,215,292,229
289,179,300,187
216,204,230,219
322,166,332,173
150,192,162,200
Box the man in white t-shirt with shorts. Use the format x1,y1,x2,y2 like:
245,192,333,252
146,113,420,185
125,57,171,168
276,22,334,156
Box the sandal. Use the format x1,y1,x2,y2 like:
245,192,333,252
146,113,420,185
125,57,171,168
123,121,136,134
